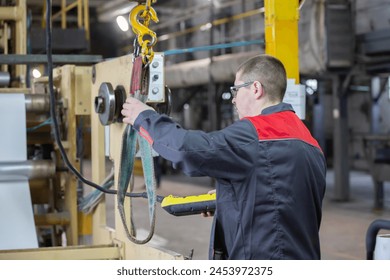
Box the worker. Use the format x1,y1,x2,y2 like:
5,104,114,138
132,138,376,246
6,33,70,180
121,54,327,260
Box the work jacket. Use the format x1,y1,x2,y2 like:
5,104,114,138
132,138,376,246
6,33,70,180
133,102,326,260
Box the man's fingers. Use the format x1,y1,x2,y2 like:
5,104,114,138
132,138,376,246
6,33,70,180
121,96,154,125
125,97,134,103
122,117,131,124
121,108,128,116
201,211,214,218
123,97,136,108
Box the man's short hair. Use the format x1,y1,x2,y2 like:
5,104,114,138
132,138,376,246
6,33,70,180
237,54,287,102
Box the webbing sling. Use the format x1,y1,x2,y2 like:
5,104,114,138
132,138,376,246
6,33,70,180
117,56,157,244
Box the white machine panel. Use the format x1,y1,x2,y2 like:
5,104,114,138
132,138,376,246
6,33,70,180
0,94,38,250
147,53,165,103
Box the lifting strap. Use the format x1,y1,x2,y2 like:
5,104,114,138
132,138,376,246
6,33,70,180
117,55,157,244
117,1,159,244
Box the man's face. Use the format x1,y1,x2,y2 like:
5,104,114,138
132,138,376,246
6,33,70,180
231,73,254,119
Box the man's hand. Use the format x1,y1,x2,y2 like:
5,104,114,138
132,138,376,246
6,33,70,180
121,97,154,125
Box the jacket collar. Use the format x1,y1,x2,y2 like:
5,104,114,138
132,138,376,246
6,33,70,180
261,102,295,115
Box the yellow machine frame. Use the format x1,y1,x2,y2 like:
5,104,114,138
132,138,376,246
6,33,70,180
90,54,182,259
0,59,183,260
0,0,27,88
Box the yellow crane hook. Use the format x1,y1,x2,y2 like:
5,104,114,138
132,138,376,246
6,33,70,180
129,4,159,62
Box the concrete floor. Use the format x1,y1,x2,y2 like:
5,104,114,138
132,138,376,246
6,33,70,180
110,175,214,260
321,170,390,259
119,169,390,260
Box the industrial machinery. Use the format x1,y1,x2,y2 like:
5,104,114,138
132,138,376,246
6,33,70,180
2,0,388,261
0,0,182,260
0,0,301,259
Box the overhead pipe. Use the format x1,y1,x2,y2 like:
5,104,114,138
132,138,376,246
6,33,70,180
165,51,259,89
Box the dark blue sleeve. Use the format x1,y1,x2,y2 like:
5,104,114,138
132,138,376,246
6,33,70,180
133,110,259,181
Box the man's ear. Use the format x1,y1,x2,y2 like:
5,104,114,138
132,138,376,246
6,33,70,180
253,81,263,99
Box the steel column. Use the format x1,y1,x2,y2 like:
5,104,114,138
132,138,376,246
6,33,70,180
332,75,350,201
370,77,384,209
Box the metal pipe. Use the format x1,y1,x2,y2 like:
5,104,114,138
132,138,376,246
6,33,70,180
165,51,258,88
0,160,56,181
25,94,50,113
61,0,67,29
0,71,10,86
83,0,90,40
0,88,31,93
77,0,83,29
366,219,390,260
0,54,102,65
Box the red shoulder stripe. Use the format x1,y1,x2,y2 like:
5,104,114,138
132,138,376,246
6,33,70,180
139,126,154,145
245,111,322,150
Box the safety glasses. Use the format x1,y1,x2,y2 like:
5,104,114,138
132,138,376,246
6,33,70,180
230,81,253,98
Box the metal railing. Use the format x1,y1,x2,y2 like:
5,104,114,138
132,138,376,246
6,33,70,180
42,0,90,40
